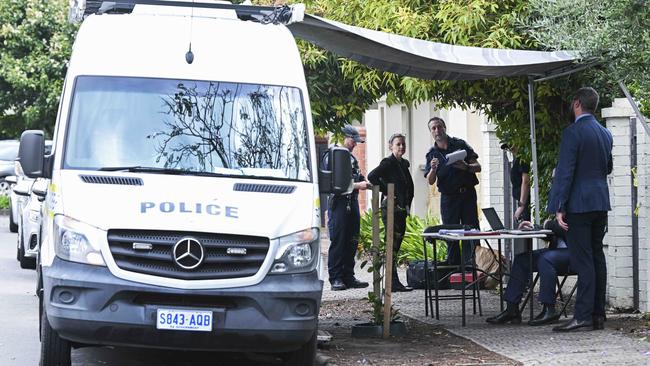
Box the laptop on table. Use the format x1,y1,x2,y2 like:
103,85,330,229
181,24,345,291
481,207,539,235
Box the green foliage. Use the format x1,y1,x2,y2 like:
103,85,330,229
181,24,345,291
365,291,400,325
527,0,650,116
399,213,444,263
358,210,445,265
0,194,9,209
0,0,77,138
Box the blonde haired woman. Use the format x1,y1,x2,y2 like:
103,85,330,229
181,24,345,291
368,133,414,292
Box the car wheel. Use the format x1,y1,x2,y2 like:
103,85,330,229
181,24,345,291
18,236,36,269
0,180,10,196
19,246,36,269
9,199,18,233
283,331,317,366
16,223,22,262
40,309,71,366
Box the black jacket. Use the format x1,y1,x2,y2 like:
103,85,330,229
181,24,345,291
368,154,414,210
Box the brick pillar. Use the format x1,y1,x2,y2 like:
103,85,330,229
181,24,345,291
602,98,636,309
480,122,505,228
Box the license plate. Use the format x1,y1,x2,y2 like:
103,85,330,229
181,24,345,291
156,308,213,332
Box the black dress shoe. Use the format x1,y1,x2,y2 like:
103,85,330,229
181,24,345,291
528,304,560,326
486,304,521,325
592,315,605,330
331,279,347,291
552,318,593,332
392,282,413,292
344,277,369,289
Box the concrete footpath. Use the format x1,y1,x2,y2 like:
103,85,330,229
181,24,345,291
321,238,650,365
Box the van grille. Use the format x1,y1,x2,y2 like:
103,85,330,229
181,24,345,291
80,175,143,186
107,230,269,280
233,183,296,194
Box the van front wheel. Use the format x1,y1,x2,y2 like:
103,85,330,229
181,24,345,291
9,200,18,233
283,331,316,366
40,310,71,366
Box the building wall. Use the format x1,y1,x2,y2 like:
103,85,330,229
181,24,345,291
362,99,487,222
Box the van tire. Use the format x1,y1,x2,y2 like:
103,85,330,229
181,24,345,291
283,331,316,366
40,309,71,366
9,200,18,233
18,235,36,269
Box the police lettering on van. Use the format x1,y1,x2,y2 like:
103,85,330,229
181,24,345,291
140,201,239,218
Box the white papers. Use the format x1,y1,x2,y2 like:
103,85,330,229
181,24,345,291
445,150,467,166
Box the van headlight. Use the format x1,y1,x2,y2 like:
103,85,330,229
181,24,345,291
270,228,319,274
53,215,106,266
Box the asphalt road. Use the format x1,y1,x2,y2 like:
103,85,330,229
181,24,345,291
0,216,296,366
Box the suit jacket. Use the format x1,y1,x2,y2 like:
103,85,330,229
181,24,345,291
547,114,613,214
368,154,414,210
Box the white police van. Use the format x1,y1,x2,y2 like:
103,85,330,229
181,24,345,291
17,1,351,365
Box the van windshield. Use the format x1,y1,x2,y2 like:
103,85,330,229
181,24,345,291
64,76,311,182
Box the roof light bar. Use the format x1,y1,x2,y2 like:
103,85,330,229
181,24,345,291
69,0,305,25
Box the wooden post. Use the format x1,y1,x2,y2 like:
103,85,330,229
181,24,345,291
383,184,395,339
371,186,381,299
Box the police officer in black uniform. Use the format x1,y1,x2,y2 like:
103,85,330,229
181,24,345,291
424,117,481,265
326,125,371,291
502,143,531,223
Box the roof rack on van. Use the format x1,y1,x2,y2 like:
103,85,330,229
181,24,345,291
69,0,305,25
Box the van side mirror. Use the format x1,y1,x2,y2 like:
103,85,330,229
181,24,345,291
318,147,353,195
17,130,45,179
32,179,48,201
12,179,32,197
4,175,17,185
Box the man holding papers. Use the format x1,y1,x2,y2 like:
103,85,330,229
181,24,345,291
424,117,481,265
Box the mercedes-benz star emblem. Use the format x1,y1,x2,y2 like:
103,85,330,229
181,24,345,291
172,238,204,270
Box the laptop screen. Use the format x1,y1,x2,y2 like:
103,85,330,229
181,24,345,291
482,207,505,231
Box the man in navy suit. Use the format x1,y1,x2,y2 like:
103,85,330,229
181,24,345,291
548,87,613,332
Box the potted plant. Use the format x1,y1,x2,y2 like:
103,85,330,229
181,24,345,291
351,290,406,338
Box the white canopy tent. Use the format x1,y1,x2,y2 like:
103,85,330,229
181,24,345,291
288,14,592,224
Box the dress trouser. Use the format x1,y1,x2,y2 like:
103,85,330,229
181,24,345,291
327,196,360,284
440,187,479,265
504,249,570,305
565,211,608,321
381,207,408,284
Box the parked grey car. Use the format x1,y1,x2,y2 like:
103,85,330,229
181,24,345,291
0,140,20,196
6,140,52,233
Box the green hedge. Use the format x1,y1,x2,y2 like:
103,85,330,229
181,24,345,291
0,195,9,209
358,210,446,264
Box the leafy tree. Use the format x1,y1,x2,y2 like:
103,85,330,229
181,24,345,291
528,0,650,115
257,0,596,210
0,0,77,138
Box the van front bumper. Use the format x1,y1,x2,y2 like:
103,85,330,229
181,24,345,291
43,258,322,352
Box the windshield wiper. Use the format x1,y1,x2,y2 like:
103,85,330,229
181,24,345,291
97,166,245,178
97,166,185,174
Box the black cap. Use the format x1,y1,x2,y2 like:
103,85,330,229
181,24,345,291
341,125,364,143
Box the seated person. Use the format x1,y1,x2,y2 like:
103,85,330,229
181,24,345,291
486,218,570,326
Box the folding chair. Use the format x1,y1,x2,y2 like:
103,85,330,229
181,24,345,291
556,271,578,317
520,270,578,317
422,225,483,325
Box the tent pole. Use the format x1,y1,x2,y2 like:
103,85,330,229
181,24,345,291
528,77,541,225
618,81,650,138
